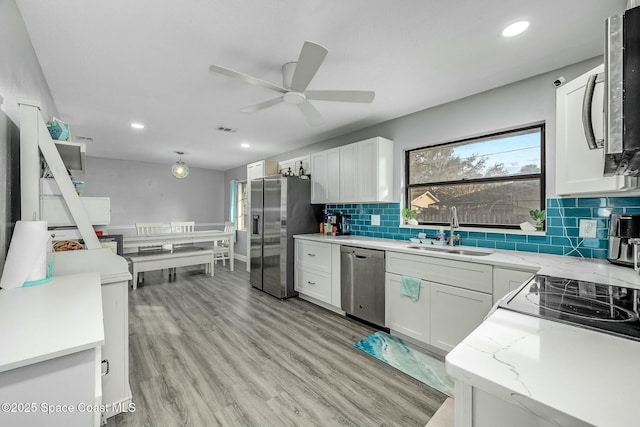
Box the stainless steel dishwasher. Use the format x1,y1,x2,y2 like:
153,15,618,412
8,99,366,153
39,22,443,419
340,246,385,327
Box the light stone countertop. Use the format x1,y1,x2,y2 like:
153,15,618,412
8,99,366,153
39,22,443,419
294,233,640,289
0,272,104,373
295,233,640,426
446,309,640,427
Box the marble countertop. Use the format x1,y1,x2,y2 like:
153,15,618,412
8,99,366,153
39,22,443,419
52,248,132,284
0,272,104,373
446,308,640,427
294,233,640,290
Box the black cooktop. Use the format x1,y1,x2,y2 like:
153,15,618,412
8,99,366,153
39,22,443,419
499,275,640,341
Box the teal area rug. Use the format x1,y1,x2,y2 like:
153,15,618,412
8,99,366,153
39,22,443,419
354,331,454,397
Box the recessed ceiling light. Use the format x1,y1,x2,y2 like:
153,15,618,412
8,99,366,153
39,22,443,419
241,143,250,149
501,20,530,38
131,122,145,129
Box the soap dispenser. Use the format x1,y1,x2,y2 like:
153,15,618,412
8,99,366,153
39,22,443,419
437,227,446,241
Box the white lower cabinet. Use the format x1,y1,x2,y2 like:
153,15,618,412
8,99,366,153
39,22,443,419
294,239,342,311
385,273,430,343
386,250,494,352
430,283,493,352
295,268,331,304
493,268,535,304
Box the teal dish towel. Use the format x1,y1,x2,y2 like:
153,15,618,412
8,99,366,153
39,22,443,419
400,276,421,301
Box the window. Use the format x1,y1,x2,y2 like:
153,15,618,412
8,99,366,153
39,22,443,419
405,124,545,228
237,181,248,231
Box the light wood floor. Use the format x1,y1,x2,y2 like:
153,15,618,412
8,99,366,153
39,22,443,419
107,262,447,427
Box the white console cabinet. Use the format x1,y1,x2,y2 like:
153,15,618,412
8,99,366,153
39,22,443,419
0,273,104,427
53,249,132,422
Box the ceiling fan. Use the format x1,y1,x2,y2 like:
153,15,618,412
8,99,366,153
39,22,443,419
209,41,375,126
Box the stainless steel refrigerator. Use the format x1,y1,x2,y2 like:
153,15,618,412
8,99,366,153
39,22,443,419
250,176,320,298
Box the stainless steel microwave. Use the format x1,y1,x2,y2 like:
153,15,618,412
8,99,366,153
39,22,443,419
604,5,640,175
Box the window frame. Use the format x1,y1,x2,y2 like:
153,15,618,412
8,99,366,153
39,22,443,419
404,123,546,229
236,180,248,231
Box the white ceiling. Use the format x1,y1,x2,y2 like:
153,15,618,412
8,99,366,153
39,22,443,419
16,0,626,171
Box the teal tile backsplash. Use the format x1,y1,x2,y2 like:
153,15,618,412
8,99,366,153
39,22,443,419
326,196,640,259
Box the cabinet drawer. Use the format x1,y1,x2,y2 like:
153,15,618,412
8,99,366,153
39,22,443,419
386,251,492,294
295,240,332,273
295,268,331,304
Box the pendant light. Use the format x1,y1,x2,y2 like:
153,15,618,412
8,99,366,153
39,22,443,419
171,151,189,179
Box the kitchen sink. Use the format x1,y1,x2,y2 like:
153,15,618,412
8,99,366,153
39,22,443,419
404,245,493,256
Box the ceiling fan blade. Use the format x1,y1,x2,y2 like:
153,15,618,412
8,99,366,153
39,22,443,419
240,97,285,113
305,90,375,103
209,65,287,94
297,100,324,126
289,41,328,93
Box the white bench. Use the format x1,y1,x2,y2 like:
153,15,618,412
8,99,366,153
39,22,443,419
128,248,214,289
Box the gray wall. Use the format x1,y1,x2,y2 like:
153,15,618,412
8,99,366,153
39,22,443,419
0,0,59,276
78,156,226,231
223,56,604,257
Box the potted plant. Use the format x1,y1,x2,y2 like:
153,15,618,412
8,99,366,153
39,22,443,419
401,208,418,225
529,209,546,231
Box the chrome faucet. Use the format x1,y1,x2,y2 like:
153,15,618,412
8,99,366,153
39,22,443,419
449,206,460,246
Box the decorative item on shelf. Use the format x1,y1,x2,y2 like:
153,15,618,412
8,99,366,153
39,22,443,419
171,151,189,179
401,208,418,225
298,161,305,177
529,209,546,231
46,118,70,141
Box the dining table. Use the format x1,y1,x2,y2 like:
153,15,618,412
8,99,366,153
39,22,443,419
123,229,234,272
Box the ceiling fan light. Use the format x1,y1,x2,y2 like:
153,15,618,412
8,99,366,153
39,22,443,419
171,151,189,178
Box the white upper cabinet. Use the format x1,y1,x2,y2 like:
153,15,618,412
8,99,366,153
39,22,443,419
247,160,278,181
279,155,311,177
357,137,394,203
311,137,394,204
555,64,634,195
339,143,358,202
311,148,340,204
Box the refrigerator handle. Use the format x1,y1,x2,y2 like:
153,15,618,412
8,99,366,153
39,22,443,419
252,215,260,235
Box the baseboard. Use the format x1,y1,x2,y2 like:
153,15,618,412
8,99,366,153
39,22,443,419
233,253,247,263
298,294,345,315
389,330,447,359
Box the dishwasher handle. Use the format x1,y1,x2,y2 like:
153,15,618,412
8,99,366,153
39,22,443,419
355,254,367,259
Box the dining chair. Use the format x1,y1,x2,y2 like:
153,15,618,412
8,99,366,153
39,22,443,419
135,222,164,236
170,221,195,233
170,221,196,252
212,222,235,266
134,222,165,284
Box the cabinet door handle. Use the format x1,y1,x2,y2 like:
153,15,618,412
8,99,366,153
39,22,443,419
101,359,110,376
307,253,316,257
307,281,316,285
582,72,604,150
